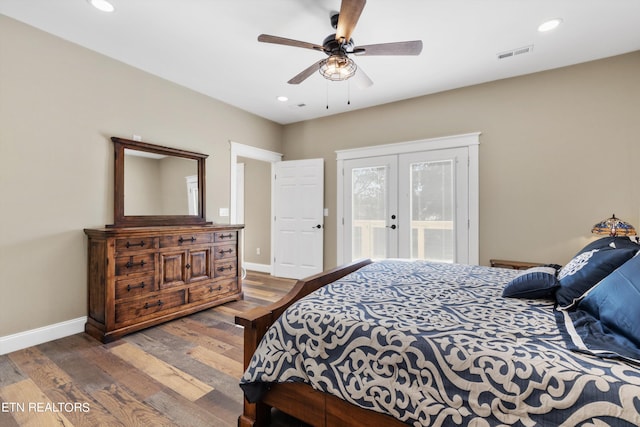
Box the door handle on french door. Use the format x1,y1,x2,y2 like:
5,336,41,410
312,224,322,229
386,224,397,230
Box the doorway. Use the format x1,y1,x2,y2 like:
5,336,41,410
230,142,282,274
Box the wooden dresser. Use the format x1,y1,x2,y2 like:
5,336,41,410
84,224,243,343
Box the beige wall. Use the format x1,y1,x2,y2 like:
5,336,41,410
0,16,283,337
282,51,640,268
2,12,639,340
238,157,272,266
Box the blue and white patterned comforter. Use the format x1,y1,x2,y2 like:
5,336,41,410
240,260,640,426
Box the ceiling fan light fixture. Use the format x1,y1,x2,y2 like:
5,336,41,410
319,55,357,81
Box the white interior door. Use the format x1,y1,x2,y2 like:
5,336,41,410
273,159,324,279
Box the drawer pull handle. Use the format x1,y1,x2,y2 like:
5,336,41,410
209,285,223,293
178,236,196,243
217,265,233,272
218,248,233,255
144,300,163,309
126,240,145,248
218,233,233,240
127,282,146,292
125,258,146,269
185,263,191,269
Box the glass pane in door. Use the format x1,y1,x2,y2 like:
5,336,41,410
351,166,388,259
409,160,454,262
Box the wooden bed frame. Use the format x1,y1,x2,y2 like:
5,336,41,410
235,259,407,427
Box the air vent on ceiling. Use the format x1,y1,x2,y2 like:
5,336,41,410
497,45,533,60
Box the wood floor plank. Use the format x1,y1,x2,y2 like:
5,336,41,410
9,347,77,391
109,342,213,401
0,397,21,427
144,390,231,427
195,389,243,426
42,385,124,427
0,355,26,387
79,342,164,399
160,319,235,352
0,379,73,426
91,384,175,427
187,345,244,379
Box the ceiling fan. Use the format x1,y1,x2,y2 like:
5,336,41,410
258,0,423,87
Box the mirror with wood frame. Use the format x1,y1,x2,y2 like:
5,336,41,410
110,137,210,227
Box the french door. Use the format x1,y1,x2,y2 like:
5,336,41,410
342,147,469,263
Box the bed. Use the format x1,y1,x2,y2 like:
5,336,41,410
236,238,640,427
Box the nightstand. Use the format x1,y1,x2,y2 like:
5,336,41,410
489,259,544,270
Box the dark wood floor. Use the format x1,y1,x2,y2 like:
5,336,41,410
0,272,309,427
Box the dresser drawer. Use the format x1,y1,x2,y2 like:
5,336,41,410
115,275,154,300
115,237,159,254
214,259,237,278
159,233,213,248
115,253,155,276
115,290,186,324
214,231,237,242
188,278,238,303
214,244,237,260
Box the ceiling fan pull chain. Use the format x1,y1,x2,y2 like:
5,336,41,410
326,81,330,110
347,80,351,105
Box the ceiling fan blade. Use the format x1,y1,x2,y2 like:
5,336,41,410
353,64,373,88
287,58,325,84
335,0,366,42
258,34,326,52
353,40,423,56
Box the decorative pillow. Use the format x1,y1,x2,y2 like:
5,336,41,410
578,236,640,254
502,266,559,299
579,254,640,347
555,253,640,362
556,247,637,309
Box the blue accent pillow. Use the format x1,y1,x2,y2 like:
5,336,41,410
556,247,637,309
556,254,640,362
502,266,559,299
578,236,640,254
579,254,640,348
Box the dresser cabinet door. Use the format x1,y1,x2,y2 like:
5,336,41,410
160,251,188,288
188,247,212,282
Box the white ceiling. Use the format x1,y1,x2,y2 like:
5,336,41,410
2,0,639,125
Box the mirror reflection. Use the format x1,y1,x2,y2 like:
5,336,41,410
124,148,199,216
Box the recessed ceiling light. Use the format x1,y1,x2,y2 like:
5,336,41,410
538,18,562,32
277,96,288,102
88,0,115,13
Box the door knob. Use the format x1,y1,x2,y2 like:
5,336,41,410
386,224,397,230
313,224,322,229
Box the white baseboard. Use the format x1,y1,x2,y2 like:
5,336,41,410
243,262,271,274
0,316,87,355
